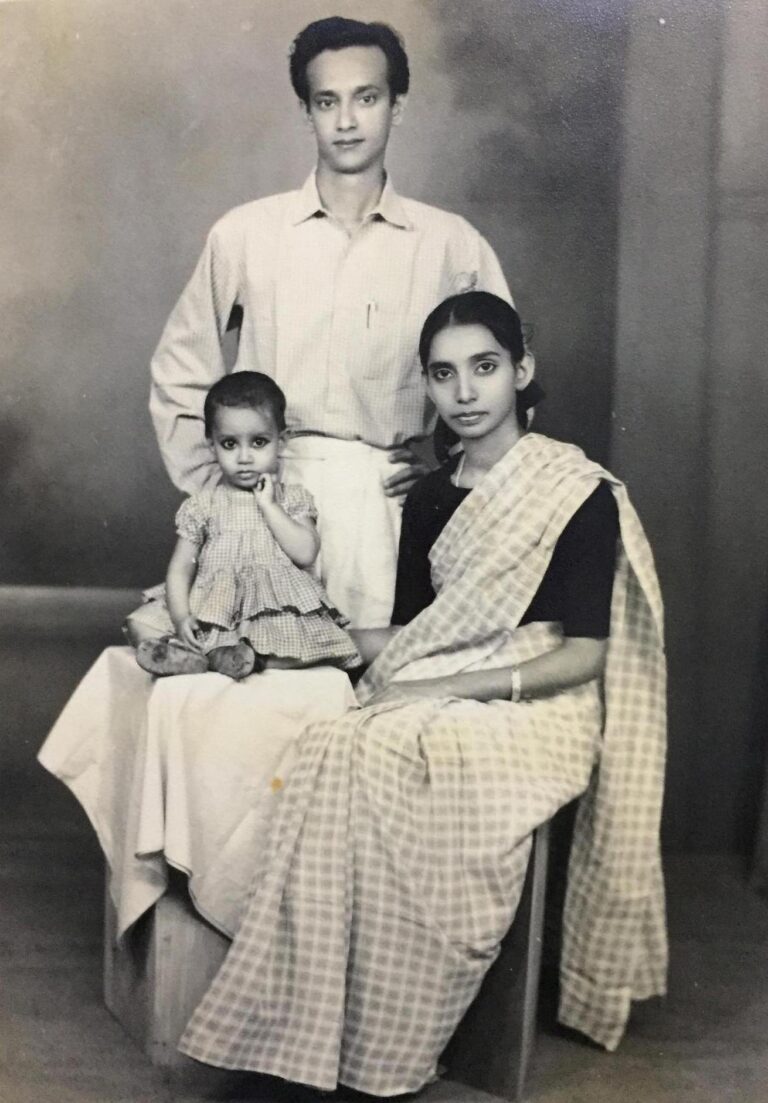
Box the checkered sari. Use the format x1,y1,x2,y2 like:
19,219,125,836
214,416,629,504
179,433,666,1091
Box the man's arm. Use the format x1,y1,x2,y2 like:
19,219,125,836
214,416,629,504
149,220,242,493
475,230,514,304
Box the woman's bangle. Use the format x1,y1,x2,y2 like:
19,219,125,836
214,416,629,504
510,664,522,704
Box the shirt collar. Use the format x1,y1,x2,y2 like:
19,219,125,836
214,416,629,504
290,171,413,230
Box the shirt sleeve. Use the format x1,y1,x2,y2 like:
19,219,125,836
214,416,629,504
475,231,514,305
174,495,208,547
391,486,437,626
554,483,619,638
281,484,318,522
149,215,243,494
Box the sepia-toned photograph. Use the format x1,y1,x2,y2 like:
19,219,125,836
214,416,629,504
1,1,767,1101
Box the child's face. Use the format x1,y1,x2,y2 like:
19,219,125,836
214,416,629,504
210,405,282,490
425,323,530,447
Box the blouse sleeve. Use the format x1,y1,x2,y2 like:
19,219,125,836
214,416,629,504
391,484,437,626
174,494,208,547
554,482,619,638
282,483,318,522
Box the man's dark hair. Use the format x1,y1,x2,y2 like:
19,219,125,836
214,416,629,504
204,372,287,437
289,17,410,106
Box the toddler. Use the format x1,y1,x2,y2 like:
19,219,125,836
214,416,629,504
125,372,361,679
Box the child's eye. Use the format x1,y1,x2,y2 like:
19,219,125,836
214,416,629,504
253,438,269,448
220,438,236,449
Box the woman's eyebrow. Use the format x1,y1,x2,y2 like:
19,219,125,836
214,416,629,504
469,351,500,362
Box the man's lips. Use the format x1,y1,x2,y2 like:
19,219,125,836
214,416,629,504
334,138,363,148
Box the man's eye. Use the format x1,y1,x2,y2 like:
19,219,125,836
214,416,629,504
316,98,334,110
359,94,377,105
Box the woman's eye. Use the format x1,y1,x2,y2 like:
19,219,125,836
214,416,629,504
431,368,452,382
476,360,497,374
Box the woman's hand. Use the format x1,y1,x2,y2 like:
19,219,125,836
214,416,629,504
175,614,203,652
366,676,455,707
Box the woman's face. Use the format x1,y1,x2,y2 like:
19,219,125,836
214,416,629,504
425,323,529,447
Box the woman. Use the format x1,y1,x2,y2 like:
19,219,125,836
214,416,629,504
179,293,667,1096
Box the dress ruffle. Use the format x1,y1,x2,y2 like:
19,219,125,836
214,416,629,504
133,482,361,670
188,564,347,627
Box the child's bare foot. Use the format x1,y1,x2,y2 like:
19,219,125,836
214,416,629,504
136,637,208,677
207,639,265,680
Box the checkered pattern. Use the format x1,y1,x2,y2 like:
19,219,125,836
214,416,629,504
150,173,512,495
131,482,361,669
179,434,666,1090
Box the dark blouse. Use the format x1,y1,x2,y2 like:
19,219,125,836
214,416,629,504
391,460,619,638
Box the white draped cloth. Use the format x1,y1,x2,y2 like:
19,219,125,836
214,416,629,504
37,647,356,938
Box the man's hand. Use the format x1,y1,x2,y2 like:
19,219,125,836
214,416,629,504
381,446,432,499
175,614,203,653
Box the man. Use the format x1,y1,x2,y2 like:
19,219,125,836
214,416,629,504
150,16,512,627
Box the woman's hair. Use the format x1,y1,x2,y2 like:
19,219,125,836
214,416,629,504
419,291,526,369
204,372,287,438
419,292,542,454
289,17,410,106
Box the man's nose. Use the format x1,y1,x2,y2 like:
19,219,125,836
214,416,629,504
337,99,357,130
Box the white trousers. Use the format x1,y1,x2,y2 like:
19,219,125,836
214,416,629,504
281,437,406,629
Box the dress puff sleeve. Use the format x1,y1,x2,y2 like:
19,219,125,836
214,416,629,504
281,483,319,523
174,494,209,546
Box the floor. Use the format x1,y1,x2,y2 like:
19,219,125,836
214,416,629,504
2,634,768,1102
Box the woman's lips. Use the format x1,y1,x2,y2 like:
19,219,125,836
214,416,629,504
452,412,487,425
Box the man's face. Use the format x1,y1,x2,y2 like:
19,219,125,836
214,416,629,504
304,45,404,175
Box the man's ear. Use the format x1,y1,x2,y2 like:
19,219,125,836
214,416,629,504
391,94,408,127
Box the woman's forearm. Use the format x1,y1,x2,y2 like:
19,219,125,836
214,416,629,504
349,626,401,665
440,637,608,702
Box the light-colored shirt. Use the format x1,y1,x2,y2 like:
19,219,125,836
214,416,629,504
150,173,512,493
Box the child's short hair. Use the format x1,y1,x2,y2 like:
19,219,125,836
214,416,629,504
204,372,287,437
289,17,409,106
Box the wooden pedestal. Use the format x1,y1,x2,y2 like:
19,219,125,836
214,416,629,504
103,824,549,1097
103,870,229,1068
443,822,550,1101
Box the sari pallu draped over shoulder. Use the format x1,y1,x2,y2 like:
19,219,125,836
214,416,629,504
179,433,667,1094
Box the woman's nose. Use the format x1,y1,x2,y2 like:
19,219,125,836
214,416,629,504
455,373,477,403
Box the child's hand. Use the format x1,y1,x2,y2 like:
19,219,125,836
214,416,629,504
175,614,203,653
253,473,277,506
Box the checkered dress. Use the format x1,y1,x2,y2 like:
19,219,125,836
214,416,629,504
135,483,360,669
179,434,667,1091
